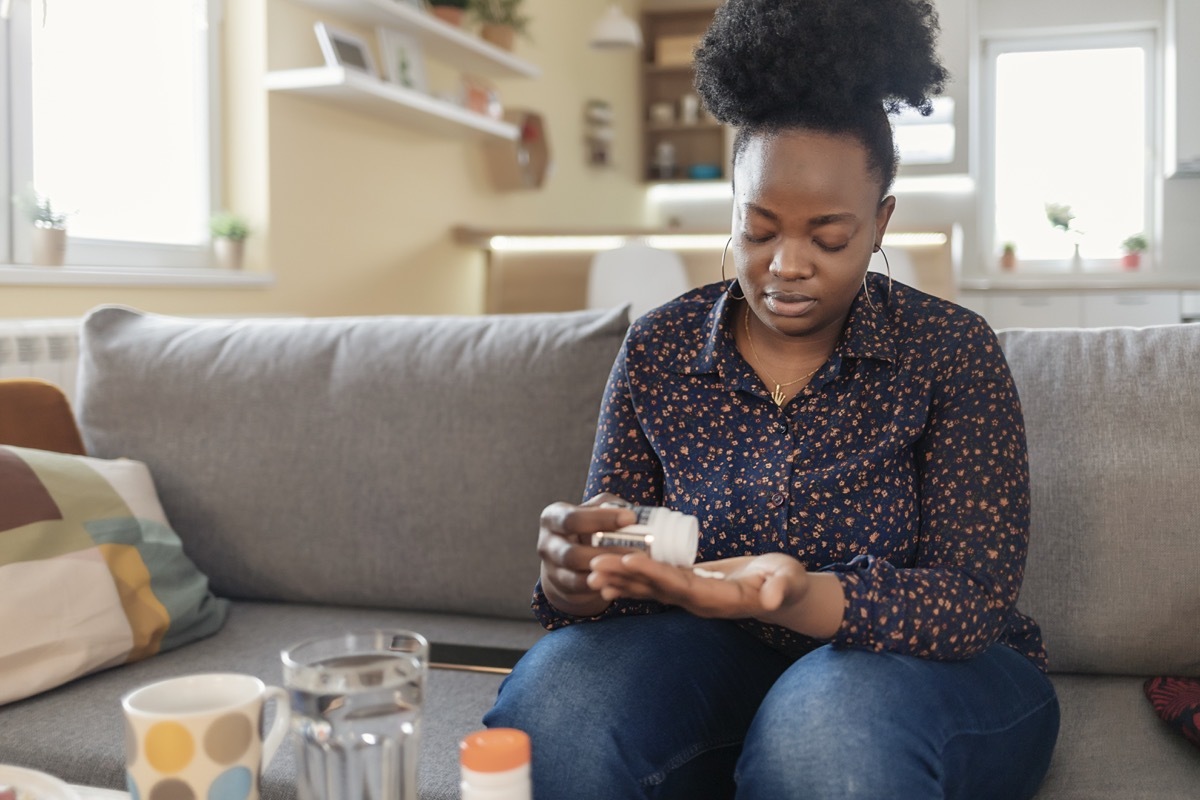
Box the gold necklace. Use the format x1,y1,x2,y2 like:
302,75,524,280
743,306,820,408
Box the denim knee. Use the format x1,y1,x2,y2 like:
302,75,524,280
485,612,792,800
734,645,1058,800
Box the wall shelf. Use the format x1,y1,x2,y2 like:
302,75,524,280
291,0,541,79
266,67,519,140
641,7,727,181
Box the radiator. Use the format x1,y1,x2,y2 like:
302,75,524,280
0,318,82,403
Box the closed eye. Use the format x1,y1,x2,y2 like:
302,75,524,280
816,240,849,252
742,231,774,244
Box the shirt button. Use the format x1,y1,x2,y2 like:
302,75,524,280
772,421,788,434
770,492,786,507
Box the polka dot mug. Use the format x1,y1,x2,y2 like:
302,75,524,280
122,673,289,800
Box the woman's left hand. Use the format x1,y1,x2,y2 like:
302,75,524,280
587,552,811,621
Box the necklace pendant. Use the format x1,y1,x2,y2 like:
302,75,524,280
771,384,786,407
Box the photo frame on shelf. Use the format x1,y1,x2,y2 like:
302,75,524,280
314,21,378,77
376,27,428,92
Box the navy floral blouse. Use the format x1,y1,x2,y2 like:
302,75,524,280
533,273,1048,672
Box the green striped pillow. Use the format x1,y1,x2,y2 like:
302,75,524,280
0,445,229,705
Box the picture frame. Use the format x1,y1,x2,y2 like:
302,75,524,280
376,27,429,92
314,21,378,77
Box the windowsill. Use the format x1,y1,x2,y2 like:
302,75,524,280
0,265,275,288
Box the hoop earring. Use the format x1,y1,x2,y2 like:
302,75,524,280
863,274,877,311
863,242,890,312
877,245,894,299
720,236,745,300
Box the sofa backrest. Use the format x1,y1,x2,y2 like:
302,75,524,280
999,324,1200,676
77,305,629,621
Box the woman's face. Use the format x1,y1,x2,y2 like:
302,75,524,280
731,129,895,340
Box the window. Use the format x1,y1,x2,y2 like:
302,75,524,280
2,0,218,268
982,32,1156,269
894,96,956,166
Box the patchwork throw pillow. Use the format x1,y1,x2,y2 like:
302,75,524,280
1144,676,1200,751
0,445,229,705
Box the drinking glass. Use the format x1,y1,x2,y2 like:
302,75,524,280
282,630,429,800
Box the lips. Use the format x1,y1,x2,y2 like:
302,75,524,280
764,290,817,317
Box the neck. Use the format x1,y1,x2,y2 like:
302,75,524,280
737,303,838,406
738,302,841,366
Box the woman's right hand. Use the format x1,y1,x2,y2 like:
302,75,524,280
538,493,637,617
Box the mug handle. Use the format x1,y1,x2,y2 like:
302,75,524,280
260,686,291,771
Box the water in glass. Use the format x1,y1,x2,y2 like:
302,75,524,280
286,636,426,800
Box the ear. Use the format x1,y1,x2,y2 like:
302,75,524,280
873,196,897,251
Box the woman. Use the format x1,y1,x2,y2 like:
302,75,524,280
485,1,1059,797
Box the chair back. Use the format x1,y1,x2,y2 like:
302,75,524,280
0,378,86,455
587,242,692,321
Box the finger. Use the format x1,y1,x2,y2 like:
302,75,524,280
692,556,759,576
541,503,636,540
540,535,615,573
583,492,631,508
592,575,659,601
614,554,701,603
545,564,593,597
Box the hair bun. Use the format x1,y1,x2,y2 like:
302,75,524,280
694,0,948,129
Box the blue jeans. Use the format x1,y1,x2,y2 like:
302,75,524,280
484,610,1059,799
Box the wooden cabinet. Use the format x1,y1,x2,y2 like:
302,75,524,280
1182,291,1200,322
959,289,1185,329
987,292,1082,329
641,7,728,182
1081,292,1180,328
268,0,539,141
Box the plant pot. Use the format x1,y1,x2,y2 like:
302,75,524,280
214,237,245,270
1000,250,1017,271
481,23,516,51
32,226,67,267
1122,252,1142,270
430,5,466,26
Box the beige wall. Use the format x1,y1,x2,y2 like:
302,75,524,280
0,0,648,319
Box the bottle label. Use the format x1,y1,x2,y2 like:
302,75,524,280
591,530,654,550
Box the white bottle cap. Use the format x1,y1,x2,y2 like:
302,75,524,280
622,508,698,566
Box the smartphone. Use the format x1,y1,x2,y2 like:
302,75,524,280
428,642,528,675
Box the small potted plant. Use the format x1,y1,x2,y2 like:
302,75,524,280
1045,201,1083,268
1000,241,1017,271
210,211,250,270
14,188,69,267
429,0,469,27
469,0,530,51
1121,233,1147,270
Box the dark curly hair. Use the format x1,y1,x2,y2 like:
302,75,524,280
694,0,948,195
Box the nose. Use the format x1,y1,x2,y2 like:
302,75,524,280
769,238,815,280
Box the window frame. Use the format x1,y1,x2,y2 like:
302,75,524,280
2,0,223,270
980,28,1160,273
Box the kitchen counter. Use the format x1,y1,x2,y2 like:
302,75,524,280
958,275,1200,292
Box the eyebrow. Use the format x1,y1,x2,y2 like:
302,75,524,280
743,203,858,227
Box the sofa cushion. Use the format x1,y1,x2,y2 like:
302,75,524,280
77,305,629,620
0,445,228,705
998,325,1200,676
1034,674,1200,799
1144,676,1200,752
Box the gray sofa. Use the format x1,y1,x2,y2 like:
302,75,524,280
1,305,1198,799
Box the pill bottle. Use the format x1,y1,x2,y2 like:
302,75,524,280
460,728,531,800
591,506,699,567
